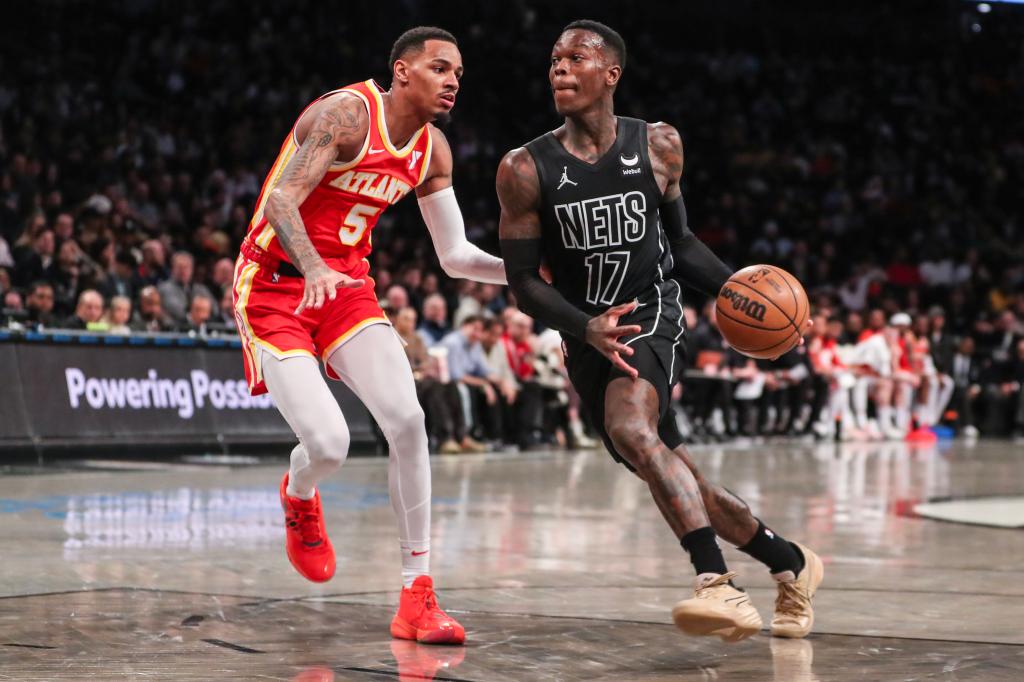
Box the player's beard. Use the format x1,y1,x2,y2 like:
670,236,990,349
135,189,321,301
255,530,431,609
433,110,452,127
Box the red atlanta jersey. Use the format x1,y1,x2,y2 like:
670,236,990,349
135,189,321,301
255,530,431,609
245,79,433,275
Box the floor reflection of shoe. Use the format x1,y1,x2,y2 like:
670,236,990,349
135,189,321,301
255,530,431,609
770,638,816,682
279,473,335,582
390,639,467,682
671,571,763,643
290,667,336,682
390,576,466,644
438,439,462,455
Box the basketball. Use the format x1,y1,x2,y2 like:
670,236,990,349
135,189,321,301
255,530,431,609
715,264,809,359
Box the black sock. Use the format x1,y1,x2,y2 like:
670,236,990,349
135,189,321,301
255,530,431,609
681,526,729,576
737,519,804,575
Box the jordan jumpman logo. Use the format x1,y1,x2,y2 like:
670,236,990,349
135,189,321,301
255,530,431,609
557,166,578,190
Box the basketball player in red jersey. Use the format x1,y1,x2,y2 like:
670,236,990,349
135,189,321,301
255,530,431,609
233,27,505,645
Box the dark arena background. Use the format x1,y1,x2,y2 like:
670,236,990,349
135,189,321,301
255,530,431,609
1,1,1023,679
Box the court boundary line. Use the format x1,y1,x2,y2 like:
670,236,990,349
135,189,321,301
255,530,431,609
4,582,1024,603
3,586,1023,650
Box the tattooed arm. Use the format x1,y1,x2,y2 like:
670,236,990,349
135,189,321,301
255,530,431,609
497,148,641,378
264,94,368,314
648,122,733,298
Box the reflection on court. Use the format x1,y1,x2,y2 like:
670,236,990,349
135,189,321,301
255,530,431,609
1,439,1022,680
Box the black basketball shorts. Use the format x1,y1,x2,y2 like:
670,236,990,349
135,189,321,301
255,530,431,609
564,280,687,471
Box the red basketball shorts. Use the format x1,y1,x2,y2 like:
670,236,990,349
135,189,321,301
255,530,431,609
232,253,388,395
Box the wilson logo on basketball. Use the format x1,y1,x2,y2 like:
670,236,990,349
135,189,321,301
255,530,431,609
719,287,767,322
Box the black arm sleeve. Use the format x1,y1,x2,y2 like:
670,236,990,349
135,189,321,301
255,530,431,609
659,195,733,297
500,238,591,340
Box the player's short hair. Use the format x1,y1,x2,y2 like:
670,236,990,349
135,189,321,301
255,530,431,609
461,314,483,327
389,26,458,71
563,19,626,71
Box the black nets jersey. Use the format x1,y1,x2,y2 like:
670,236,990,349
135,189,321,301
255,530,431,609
524,116,673,317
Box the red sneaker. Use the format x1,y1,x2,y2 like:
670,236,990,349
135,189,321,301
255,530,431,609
279,473,335,582
390,576,466,645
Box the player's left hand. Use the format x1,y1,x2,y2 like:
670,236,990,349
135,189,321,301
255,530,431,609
797,317,813,346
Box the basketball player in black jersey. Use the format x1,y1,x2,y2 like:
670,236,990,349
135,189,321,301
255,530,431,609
497,20,822,642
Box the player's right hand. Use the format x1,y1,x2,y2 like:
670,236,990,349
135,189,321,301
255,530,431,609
585,300,642,379
295,266,365,315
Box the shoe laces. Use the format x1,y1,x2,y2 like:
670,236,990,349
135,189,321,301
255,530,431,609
412,586,449,623
775,580,808,618
286,509,323,547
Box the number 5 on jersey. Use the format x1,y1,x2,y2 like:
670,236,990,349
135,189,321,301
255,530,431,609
339,203,379,246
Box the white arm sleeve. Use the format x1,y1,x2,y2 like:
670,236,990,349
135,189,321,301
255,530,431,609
417,186,507,285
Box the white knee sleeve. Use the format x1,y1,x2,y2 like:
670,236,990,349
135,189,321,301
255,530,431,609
326,324,432,551
261,351,351,498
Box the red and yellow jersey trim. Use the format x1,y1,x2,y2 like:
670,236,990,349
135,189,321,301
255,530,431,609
417,126,434,186
326,87,372,171
364,80,426,158
249,138,299,250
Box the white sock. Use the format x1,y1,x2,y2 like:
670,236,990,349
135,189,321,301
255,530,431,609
401,542,430,587
896,406,911,431
879,406,895,430
914,404,931,429
286,444,317,500
853,380,870,428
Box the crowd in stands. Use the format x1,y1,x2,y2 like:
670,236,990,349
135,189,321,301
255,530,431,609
1,2,1022,444
379,284,1024,451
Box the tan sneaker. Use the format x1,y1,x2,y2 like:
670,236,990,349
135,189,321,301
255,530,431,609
771,542,824,638
459,436,488,453
671,572,763,642
439,439,462,455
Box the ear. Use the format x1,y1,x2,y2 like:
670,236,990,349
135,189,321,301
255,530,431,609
393,59,411,86
606,64,622,88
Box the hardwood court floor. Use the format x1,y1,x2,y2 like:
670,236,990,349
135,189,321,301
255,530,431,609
0,440,1022,680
